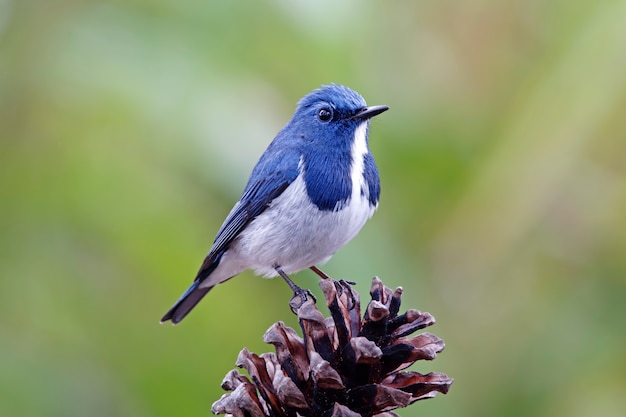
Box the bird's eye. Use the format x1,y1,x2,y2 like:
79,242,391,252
317,107,333,122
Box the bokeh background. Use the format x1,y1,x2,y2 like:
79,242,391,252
1,0,625,416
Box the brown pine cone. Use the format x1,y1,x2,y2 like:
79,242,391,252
212,277,453,417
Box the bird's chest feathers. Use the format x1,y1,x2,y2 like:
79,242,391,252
302,122,377,212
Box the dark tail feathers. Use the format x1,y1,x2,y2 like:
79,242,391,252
160,280,214,324
161,252,224,324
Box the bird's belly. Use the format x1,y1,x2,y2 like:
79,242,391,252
230,176,376,277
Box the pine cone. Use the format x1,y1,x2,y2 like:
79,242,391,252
212,277,453,417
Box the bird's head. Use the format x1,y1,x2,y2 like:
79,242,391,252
286,84,388,150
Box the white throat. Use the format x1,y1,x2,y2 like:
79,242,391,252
350,121,370,200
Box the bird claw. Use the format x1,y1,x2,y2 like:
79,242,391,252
289,287,316,314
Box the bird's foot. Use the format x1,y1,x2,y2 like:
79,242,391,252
275,266,317,314
289,287,317,314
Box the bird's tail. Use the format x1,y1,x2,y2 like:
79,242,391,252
160,280,214,324
160,253,224,324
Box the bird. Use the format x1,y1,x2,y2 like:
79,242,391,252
161,84,388,324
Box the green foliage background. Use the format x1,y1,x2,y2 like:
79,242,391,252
1,1,625,416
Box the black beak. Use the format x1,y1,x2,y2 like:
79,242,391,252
350,105,389,120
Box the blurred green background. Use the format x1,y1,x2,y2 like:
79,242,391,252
1,0,625,416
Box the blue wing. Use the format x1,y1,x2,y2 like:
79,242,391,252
161,146,301,324
196,146,302,280
160,140,302,324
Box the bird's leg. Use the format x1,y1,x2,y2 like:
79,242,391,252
310,265,356,285
275,266,316,313
310,265,331,280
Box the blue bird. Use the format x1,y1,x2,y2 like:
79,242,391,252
161,84,388,324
